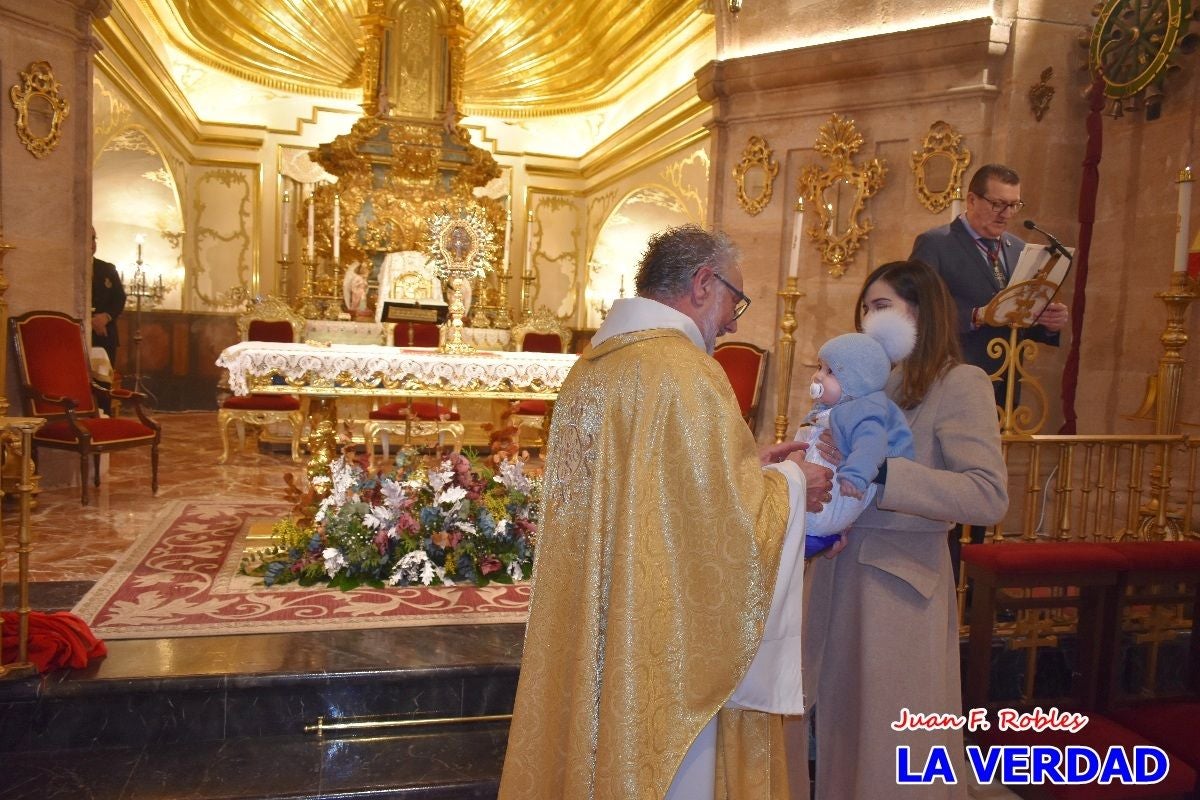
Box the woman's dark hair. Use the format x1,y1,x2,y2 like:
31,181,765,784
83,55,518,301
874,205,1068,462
853,259,962,409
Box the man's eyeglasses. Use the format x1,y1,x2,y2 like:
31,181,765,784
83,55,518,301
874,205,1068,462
712,271,751,320
975,194,1025,215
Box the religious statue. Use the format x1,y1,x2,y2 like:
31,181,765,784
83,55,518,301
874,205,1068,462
342,261,370,317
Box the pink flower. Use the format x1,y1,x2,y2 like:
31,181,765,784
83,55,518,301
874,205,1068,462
373,530,390,554
480,555,502,575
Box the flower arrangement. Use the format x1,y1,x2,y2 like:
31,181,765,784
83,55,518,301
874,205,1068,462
243,450,538,590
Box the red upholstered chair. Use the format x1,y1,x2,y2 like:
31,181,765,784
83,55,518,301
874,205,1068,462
507,308,572,447
217,296,305,464
364,321,461,457
10,310,161,505
713,341,768,434
389,321,441,348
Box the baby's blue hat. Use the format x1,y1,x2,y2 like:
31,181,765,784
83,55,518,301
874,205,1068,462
817,310,916,399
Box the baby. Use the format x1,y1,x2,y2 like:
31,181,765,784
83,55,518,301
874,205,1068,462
797,309,916,557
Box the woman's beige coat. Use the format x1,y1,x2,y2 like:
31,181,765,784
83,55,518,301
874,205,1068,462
803,363,1008,799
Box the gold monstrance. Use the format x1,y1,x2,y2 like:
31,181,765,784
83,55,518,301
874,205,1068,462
427,202,497,354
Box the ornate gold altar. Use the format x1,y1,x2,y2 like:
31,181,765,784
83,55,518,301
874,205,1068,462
294,0,506,328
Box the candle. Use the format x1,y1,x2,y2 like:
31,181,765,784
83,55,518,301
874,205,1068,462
135,234,145,264
525,210,535,277
619,273,625,297
281,189,291,261
1174,167,1193,273
950,185,964,221
503,198,513,274
306,185,315,261
788,198,804,278
332,194,341,263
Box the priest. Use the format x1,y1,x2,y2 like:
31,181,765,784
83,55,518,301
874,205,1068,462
499,224,833,800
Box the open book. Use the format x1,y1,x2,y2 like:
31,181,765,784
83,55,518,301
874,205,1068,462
1009,242,1073,286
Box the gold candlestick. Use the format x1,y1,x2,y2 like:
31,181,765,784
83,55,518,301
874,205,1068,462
1154,269,1200,435
493,266,513,329
520,271,536,319
0,236,13,418
773,276,805,443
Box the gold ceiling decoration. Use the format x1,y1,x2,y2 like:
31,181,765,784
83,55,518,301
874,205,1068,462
137,0,710,116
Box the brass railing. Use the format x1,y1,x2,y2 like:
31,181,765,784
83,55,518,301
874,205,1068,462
994,434,1198,543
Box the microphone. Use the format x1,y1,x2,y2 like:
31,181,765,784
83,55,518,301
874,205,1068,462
1022,219,1073,261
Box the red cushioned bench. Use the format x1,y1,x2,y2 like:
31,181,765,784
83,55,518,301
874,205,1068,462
962,542,1131,710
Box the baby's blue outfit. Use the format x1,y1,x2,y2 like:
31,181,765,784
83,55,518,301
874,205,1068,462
798,390,914,558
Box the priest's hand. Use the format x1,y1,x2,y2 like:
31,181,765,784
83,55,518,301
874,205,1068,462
759,440,807,466
799,461,833,513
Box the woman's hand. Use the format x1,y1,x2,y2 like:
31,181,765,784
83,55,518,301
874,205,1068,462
816,429,842,465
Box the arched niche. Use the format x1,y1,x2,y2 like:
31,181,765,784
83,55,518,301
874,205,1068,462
586,186,692,329
93,127,186,310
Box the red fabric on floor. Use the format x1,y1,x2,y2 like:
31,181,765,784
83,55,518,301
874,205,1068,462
1,610,107,672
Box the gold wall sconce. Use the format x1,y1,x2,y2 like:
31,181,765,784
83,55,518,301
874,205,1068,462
910,120,971,214
797,114,887,277
9,61,70,159
733,135,779,216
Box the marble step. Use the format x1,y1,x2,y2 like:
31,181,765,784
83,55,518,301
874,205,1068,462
0,624,524,753
0,722,507,799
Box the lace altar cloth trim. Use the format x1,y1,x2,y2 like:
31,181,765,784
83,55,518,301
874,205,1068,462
217,341,577,396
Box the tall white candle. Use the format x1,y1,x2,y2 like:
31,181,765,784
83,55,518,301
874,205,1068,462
306,185,315,261
1174,167,1193,273
332,194,341,263
503,198,513,274
281,189,291,261
950,185,964,220
525,210,535,276
135,234,145,263
788,198,805,278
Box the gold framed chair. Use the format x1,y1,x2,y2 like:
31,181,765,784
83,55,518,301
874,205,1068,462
713,340,768,435
10,310,161,505
365,321,463,458
218,295,306,464
507,307,572,447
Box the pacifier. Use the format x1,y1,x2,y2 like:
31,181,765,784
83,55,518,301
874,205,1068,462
809,381,824,399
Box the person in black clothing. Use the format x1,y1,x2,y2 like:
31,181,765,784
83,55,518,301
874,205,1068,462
91,227,126,411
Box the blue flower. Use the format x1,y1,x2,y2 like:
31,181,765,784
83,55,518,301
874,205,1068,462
456,553,477,583
420,505,440,528
476,509,497,537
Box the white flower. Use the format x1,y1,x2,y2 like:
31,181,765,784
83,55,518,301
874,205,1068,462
380,478,406,511
428,460,454,492
453,520,477,535
322,547,348,578
437,485,467,507
494,519,508,538
507,559,524,582
388,550,449,587
364,506,391,530
497,459,532,494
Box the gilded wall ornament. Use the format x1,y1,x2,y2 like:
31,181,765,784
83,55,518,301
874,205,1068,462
910,121,971,214
733,136,779,216
10,61,70,159
797,115,887,277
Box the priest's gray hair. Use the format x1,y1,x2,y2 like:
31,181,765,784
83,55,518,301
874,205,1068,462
634,224,739,301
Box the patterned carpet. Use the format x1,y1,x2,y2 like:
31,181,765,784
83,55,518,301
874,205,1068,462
72,500,530,639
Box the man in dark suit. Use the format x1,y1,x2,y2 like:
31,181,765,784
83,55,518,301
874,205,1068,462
910,163,1069,410
91,227,126,410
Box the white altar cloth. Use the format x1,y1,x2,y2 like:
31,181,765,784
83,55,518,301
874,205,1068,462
217,341,577,400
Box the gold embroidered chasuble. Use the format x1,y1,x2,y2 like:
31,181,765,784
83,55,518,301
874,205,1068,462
499,328,794,800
